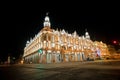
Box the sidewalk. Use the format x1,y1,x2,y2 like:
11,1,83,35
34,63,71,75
1,59,120,69
11,59,120,69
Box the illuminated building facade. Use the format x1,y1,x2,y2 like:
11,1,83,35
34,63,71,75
23,14,110,63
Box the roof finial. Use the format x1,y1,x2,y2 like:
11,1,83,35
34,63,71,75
46,12,49,16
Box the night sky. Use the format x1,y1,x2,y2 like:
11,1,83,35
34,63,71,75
0,1,119,61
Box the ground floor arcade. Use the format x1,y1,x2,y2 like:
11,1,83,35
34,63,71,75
23,49,98,64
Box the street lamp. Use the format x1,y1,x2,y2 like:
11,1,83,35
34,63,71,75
113,40,117,44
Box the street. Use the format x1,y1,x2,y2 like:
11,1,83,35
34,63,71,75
0,60,120,80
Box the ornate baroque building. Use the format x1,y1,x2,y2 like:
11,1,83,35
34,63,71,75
23,14,110,63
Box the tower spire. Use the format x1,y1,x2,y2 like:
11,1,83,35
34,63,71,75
85,29,90,39
43,12,51,27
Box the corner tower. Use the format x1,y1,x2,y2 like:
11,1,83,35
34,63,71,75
43,13,51,27
85,29,90,39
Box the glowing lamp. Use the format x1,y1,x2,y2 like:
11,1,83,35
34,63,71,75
38,49,43,54
113,40,117,44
